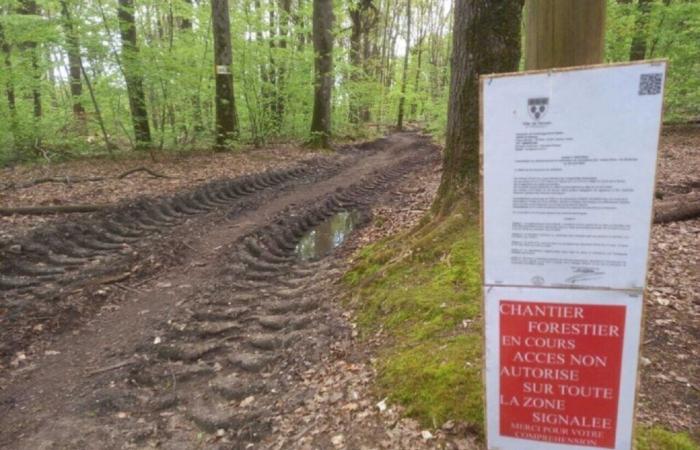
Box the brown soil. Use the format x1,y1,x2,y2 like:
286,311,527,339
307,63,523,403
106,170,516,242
0,129,697,449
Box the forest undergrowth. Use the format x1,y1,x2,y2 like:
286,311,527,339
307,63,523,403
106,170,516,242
344,202,700,449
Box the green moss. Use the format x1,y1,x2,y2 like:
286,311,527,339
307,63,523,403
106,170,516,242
345,211,484,429
345,209,700,450
636,427,699,450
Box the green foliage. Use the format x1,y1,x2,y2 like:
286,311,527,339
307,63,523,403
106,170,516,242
606,0,700,122
0,0,697,165
636,426,699,450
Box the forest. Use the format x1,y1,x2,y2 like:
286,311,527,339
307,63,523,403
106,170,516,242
0,0,698,164
0,0,698,449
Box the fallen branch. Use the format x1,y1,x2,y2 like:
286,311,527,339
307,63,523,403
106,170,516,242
117,166,171,179
3,176,106,190
2,166,173,191
86,358,136,376
0,204,108,216
654,196,700,223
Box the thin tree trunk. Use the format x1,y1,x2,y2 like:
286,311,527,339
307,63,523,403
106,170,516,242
349,3,363,124
410,35,423,116
0,24,15,117
0,23,17,154
396,0,411,130
433,0,524,214
19,1,42,121
629,0,651,61
79,60,114,153
309,0,334,148
60,0,87,127
275,0,291,130
178,0,203,133
211,0,239,150
117,0,152,149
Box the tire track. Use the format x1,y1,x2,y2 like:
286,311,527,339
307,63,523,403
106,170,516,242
104,149,435,448
0,132,440,450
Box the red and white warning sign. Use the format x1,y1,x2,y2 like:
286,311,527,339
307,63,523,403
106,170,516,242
481,62,666,450
485,287,642,449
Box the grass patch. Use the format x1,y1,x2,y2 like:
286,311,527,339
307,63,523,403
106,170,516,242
344,208,700,450
636,426,699,450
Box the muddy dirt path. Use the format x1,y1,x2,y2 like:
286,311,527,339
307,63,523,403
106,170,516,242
0,132,440,449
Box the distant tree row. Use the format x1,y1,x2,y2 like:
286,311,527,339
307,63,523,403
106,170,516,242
0,0,696,163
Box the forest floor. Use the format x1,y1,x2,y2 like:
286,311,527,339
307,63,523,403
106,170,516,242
0,128,697,449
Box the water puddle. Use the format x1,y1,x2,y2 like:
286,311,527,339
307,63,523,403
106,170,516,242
295,210,361,260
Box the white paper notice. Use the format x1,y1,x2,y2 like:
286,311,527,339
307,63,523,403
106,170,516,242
482,62,666,290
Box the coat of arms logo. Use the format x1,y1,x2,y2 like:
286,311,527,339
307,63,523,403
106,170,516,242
527,97,549,120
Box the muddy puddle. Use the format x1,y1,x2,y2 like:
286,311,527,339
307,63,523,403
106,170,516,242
295,210,361,260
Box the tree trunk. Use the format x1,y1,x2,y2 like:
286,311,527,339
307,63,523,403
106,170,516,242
396,0,411,130
411,35,423,116
19,0,42,121
60,0,87,127
0,22,18,155
211,0,239,150
179,0,203,133
276,0,291,128
433,0,524,214
117,0,152,149
0,24,15,117
180,0,193,31
524,0,606,70
309,0,334,148
629,0,651,61
349,4,363,124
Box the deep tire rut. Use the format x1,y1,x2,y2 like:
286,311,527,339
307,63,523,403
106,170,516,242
0,132,439,450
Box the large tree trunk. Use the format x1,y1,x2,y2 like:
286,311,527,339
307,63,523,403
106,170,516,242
117,0,152,149
60,0,86,127
433,0,524,214
629,0,651,61
211,0,239,150
309,0,334,148
524,0,605,70
396,0,411,130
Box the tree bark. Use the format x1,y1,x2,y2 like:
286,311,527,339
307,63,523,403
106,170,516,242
524,0,606,70
19,0,42,121
349,3,363,124
276,0,292,128
433,0,524,214
396,0,411,130
629,0,651,61
117,0,152,149
211,0,239,150
309,0,334,148
60,0,87,126
0,24,15,118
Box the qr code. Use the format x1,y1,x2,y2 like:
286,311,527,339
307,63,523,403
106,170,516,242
639,73,662,95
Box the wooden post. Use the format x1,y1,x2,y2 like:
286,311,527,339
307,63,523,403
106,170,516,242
525,0,606,70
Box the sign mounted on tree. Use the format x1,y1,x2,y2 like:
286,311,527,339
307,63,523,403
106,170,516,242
480,61,666,450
